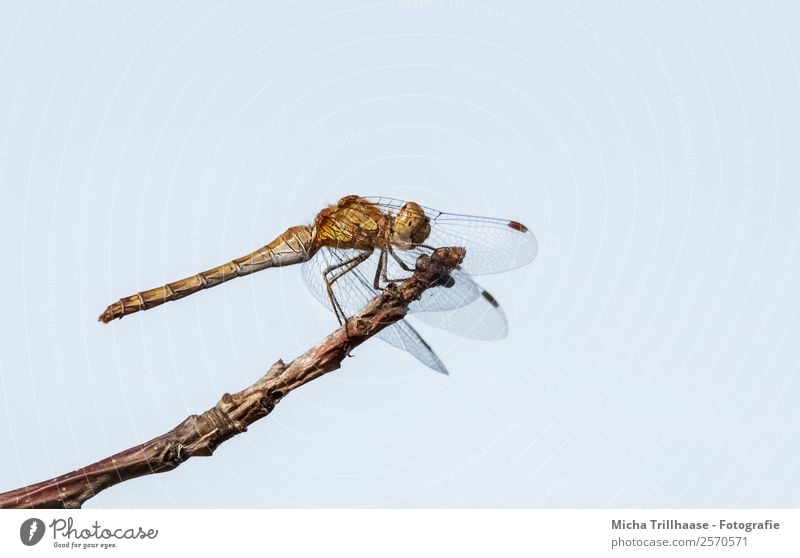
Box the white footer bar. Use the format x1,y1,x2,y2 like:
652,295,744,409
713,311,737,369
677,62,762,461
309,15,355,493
1,509,798,557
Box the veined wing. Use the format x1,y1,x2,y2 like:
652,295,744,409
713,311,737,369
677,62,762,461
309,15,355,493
301,247,448,374
413,288,508,340
303,246,482,314
365,196,538,275
301,247,378,317
385,245,509,338
375,319,448,375
381,246,483,312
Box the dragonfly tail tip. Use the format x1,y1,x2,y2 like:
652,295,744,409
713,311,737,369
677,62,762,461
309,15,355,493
98,306,115,324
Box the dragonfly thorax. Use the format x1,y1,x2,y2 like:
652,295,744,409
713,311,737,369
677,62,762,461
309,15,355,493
390,202,431,249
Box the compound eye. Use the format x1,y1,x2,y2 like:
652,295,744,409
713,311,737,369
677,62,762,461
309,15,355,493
393,202,430,245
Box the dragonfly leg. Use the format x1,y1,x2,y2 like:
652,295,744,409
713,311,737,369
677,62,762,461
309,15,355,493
388,245,415,272
372,246,415,290
324,250,373,325
373,249,388,291
325,282,347,326
415,243,436,252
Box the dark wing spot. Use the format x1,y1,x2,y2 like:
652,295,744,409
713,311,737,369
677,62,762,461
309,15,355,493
507,220,529,233
481,290,500,307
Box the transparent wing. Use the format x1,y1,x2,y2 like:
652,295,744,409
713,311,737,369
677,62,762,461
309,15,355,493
301,246,375,316
365,196,538,275
386,246,482,312
303,245,482,314
410,266,482,313
301,247,448,374
376,319,448,375
414,288,508,340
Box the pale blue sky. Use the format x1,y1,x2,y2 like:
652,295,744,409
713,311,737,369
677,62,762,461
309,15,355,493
1,0,799,507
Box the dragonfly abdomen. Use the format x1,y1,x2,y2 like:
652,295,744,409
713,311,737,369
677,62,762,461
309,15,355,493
99,225,314,323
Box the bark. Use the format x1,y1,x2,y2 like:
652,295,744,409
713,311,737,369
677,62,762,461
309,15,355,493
0,247,465,509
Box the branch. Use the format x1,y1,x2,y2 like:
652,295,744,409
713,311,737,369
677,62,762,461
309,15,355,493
0,247,465,509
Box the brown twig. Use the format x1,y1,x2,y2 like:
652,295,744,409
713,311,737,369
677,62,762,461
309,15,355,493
0,247,465,509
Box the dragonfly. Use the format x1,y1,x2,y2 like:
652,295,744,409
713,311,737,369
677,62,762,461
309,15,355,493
99,195,537,374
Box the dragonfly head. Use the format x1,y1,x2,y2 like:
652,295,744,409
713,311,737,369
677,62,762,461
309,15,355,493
391,202,431,248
